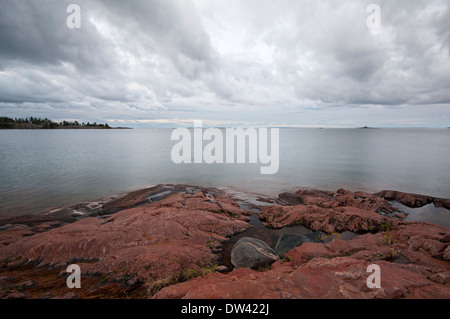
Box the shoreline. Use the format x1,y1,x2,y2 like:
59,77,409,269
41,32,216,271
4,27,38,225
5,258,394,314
0,184,449,299
1,184,449,227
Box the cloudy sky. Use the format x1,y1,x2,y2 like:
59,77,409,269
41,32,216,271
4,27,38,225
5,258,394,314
0,0,449,127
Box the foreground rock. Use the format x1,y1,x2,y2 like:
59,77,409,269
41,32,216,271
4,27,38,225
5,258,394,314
231,237,279,269
0,185,251,298
1,186,449,299
154,221,450,299
153,189,450,299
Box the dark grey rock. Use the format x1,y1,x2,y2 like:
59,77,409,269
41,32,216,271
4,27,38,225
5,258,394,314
275,234,313,258
148,190,173,203
340,231,357,241
231,237,279,269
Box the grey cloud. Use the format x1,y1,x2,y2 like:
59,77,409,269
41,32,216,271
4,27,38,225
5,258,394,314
0,0,449,127
98,0,217,76
0,0,115,71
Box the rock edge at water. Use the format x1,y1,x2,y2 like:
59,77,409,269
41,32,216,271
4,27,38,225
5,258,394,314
0,185,449,299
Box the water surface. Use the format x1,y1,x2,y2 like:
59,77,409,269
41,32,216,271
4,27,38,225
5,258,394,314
0,128,449,218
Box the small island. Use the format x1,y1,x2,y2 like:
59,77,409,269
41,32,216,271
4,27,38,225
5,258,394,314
0,116,128,129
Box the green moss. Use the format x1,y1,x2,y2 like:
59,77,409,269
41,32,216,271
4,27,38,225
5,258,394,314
146,274,180,296
317,232,341,242
382,231,397,246
255,265,272,272
182,264,217,280
283,256,293,263
379,221,393,232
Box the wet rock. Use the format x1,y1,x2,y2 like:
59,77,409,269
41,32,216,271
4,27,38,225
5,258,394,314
375,190,450,210
274,234,313,258
231,237,279,269
277,193,303,205
375,190,432,208
432,198,450,210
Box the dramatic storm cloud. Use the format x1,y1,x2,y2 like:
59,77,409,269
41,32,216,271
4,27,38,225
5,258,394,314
0,0,449,127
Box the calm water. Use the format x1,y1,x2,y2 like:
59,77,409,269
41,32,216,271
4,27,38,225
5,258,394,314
0,128,449,217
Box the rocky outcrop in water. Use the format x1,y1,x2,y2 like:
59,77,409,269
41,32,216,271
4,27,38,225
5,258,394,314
375,190,450,210
1,185,449,299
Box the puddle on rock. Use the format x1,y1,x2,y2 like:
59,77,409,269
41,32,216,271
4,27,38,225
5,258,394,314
392,202,450,227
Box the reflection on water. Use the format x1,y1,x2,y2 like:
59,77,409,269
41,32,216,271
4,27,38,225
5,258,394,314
392,202,450,227
0,128,449,217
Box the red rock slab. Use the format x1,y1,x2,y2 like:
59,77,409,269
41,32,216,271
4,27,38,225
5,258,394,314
278,189,400,216
153,256,450,299
0,225,34,247
375,190,450,209
260,204,394,233
0,190,251,297
153,216,450,299
154,227,450,299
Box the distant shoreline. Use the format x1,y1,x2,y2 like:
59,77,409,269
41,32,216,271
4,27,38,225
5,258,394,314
0,116,131,130
0,126,132,130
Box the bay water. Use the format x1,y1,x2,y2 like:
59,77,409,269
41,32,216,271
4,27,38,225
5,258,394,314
0,128,449,218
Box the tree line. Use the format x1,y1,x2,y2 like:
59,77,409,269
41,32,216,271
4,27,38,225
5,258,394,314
0,116,111,129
